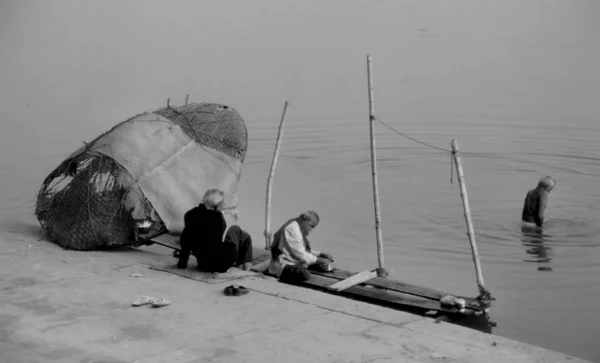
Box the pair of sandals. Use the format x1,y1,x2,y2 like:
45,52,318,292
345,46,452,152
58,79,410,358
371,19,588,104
223,285,249,296
132,296,170,308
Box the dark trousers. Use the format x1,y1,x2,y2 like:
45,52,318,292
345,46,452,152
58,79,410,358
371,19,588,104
197,225,253,273
223,225,253,266
279,264,311,282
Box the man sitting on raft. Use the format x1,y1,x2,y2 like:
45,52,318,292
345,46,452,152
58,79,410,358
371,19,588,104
268,210,334,282
522,176,556,228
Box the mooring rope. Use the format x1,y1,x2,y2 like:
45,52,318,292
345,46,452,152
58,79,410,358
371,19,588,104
376,118,453,153
376,118,502,159
375,117,458,183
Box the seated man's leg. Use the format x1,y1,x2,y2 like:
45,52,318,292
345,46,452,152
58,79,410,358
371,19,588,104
200,243,237,273
225,225,254,269
220,242,238,272
280,264,310,282
235,228,253,266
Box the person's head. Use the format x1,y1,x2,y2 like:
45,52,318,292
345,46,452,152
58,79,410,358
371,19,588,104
298,210,320,235
537,176,556,192
202,188,225,210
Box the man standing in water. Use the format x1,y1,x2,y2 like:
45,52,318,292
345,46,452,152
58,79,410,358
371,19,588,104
522,176,556,227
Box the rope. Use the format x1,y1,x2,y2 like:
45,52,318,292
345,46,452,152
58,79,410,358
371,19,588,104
375,118,496,156
376,118,452,153
374,117,459,184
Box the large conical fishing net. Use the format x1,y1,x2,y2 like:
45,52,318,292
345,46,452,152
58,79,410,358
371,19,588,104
35,102,248,250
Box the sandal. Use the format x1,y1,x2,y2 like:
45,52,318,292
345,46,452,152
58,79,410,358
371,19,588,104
132,296,155,307
151,298,170,308
233,286,249,296
224,285,235,296
223,285,249,297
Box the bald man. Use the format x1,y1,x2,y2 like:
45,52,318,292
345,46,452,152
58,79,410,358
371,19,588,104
522,176,556,227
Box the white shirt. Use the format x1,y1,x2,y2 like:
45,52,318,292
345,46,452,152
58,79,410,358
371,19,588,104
268,220,320,276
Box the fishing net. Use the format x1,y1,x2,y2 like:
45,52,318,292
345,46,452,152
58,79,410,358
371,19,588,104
153,103,247,161
35,102,248,250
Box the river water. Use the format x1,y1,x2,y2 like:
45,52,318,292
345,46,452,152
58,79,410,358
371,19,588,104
1,1,598,361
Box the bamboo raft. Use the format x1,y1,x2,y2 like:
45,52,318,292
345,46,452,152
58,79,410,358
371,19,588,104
251,250,491,317
141,233,491,318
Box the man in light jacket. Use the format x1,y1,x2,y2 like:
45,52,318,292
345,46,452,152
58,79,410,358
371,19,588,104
268,211,334,282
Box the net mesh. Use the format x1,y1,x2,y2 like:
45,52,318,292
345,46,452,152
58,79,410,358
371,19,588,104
35,102,248,250
153,102,248,161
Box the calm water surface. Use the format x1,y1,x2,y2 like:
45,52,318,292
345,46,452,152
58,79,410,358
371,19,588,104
238,116,600,361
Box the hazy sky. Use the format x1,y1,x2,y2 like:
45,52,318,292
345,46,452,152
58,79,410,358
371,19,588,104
1,0,598,134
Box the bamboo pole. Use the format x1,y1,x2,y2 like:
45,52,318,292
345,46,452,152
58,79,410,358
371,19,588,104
450,139,491,300
264,101,289,250
185,94,190,105
366,55,387,277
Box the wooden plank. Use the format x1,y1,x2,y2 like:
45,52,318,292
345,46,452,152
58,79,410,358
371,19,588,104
328,270,377,292
311,268,487,312
150,233,179,246
250,258,271,272
313,269,446,299
139,233,180,251
298,273,462,314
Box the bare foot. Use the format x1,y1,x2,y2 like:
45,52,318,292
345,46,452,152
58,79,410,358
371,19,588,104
240,262,253,271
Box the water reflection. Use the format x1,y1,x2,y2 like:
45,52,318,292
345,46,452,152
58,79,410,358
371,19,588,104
520,224,554,272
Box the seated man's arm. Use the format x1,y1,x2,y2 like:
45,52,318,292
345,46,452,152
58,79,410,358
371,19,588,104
305,240,334,263
318,252,334,261
307,244,320,257
177,234,191,268
308,247,333,261
177,211,193,268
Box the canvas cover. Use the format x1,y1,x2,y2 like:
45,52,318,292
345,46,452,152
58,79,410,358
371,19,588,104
86,112,242,233
35,103,247,250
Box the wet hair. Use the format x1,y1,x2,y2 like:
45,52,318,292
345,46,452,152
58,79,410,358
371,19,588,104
202,188,225,210
299,210,320,225
537,176,556,190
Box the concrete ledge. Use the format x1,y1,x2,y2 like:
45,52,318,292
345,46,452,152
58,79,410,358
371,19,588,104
0,232,590,363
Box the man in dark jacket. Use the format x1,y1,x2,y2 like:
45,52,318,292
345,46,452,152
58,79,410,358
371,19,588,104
177,189,253,272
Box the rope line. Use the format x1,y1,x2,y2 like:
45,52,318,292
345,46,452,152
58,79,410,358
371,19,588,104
376,118,503,158
376,118,452,153
375,117,458,184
